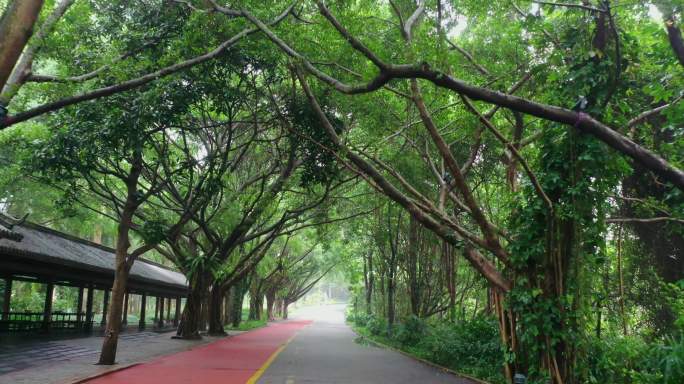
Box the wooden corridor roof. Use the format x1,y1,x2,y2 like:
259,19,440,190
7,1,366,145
0,222,22,242
0,214,187,296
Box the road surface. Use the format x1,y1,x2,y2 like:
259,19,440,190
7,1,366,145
82,304,475,384
257,304,472,384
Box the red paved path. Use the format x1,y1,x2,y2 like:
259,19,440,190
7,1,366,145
84,320,311,384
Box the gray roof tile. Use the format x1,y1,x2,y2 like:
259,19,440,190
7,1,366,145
0,217,187,289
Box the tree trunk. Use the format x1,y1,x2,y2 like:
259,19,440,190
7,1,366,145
207,282,226,336
445,243,457,322
256,295,263,320
387,269,396,333
407,217,420,317
248,271,263,321
492,288,516,383
248,294,257,320
616,224,628,335
665,15,684,67
230,278,248,328
364,250,373,315
223,288,233,326
266,290,276,321
98,264,130,364
175,270,208,339
0,0,43,94
98,201,136,365
199,285,209,332
1,0,73,105
282,299,289,320
274,298,283,318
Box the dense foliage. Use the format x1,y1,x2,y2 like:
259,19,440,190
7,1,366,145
0,1,683,383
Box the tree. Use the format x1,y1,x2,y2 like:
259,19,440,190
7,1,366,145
0,1,294,128
31,77,211,364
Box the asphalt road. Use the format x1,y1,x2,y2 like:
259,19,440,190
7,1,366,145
258,304,474,384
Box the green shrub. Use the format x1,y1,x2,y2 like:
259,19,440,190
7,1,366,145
652,335,684,384
367,315,388,336
394,315,426,345
418,316,504,382
586,334,684,384
585,335,653,383
347,311,372,327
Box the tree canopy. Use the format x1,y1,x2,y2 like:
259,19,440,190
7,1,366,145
1,1,683,383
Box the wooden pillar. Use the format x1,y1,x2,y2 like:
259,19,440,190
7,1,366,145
138,293,147,330
85,285,94,331
76,286,84,328
174,297,181,326
122,292,129,326
42,281,54,332
166,297,171,323
154,296,159,323
2,278,11,320
158,297,165,328
101,289,110,326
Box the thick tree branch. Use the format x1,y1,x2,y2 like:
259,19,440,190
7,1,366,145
0,3,294,128
0,0,73,105
244,5,684,189
0,0,44,96
295,68,511,292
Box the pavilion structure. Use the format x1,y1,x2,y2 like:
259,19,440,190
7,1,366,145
0,214,187,333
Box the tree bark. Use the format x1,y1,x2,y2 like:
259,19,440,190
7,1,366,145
616,224,628,335
274,298,283,318
387,267,396,332
207,282,226,336
225,277,248,328
0,0,43,94
248,275,263,321
407,216,420,317
97,209,134,364
223,289,233,326
282,299,289,320
0,0,73,105
175,270,208,339
199,284,209,332
665,16,684,67
97,154,146,365
266,290,276,321
364,250,373,315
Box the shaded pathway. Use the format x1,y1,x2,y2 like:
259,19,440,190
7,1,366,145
258,305,474,384
84,321,311,384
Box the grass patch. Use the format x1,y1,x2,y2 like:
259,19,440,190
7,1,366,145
224,308,267,331
226,319,267,331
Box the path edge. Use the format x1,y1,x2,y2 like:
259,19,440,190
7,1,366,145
350,326,492,384
68,363,141,384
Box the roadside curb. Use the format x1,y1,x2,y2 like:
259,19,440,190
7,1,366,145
350,327,491,384
68,363,141,384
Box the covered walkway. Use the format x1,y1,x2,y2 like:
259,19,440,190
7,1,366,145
0,214,188,333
